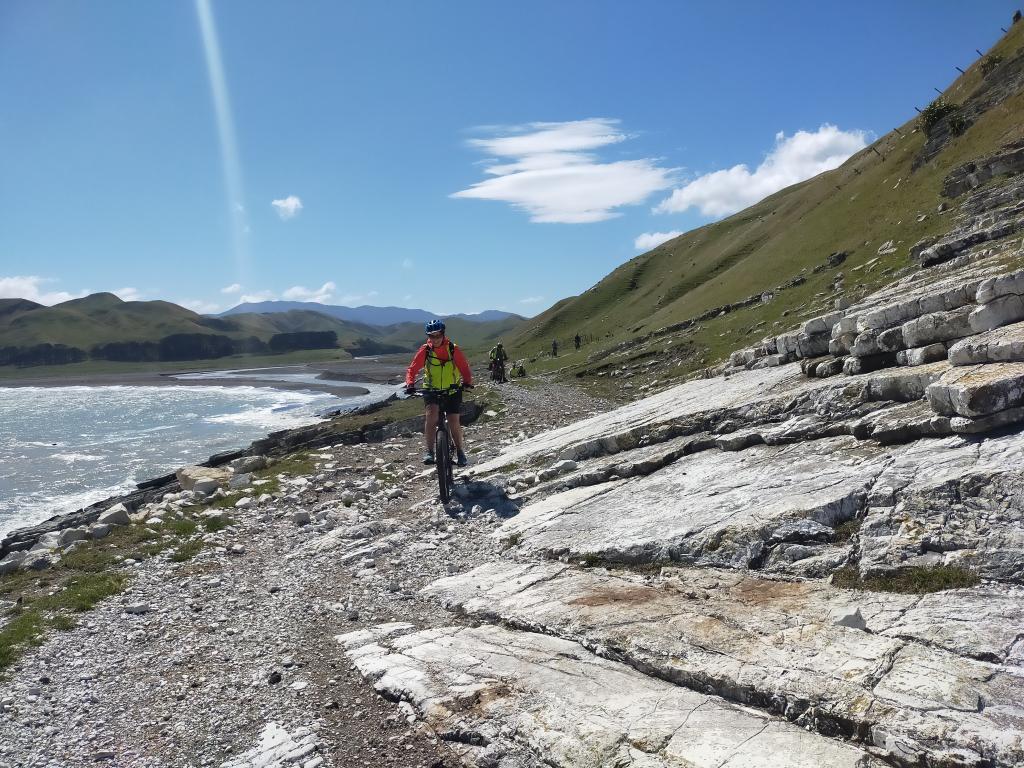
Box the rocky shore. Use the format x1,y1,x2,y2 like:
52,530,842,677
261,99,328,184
4,148,1024,764
0,382,610,768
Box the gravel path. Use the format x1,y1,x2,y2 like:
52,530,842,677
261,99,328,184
0,379,611,768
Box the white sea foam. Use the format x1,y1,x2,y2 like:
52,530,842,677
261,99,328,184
51,453,103,463
0,380,365,538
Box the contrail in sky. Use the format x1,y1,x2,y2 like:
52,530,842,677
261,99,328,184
195,0,247,279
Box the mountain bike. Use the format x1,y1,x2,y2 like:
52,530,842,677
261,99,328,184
409,387,465,503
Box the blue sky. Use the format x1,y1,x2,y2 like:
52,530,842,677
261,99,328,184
0,1,1016,316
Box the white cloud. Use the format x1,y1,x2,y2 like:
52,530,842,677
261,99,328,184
114,287,143,302
220,283,242,294
271,195,303,220
655,124,867,219
239,291,275,304
179,298,222,314
452,118,676,224
634,231,684,251
282,281,335,303
519,295,544,305
0,275,87,305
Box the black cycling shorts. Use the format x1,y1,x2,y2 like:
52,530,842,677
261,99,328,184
422,389,463,415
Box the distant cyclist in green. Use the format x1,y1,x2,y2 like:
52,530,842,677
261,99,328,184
405,320,473,466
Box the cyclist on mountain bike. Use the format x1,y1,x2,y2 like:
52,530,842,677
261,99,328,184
488,342,508,382
405,320,473,466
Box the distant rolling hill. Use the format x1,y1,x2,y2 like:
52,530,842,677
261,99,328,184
220,300,523,327
0,293,526,368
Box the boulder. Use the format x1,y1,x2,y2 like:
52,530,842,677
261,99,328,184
20,552,53,571
175,466,231,493
228,473,253,490
949,319,1024,366
0,551,26,575
230,455,267,474
895,343,948,367
975,267,1024,305
926,362,1024,417
56,527,89,548
969,293,1024,333
192,478,221,497
901,306,973,348
97,503,131,526
89,523,112,540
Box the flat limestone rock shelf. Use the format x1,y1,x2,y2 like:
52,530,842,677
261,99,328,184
422,562,1024,768
490,428,1024,579
338,624,887,768
497,435,888,570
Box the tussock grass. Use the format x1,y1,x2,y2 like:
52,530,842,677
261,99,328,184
832,565,980,594
0,515,207,672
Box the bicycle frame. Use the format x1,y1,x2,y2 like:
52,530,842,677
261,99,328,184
411,388,461,502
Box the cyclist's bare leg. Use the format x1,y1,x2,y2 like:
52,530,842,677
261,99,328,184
424,404,440,453
447,413,464,453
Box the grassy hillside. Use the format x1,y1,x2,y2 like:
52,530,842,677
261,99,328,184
376,315,528,354
0,291,527,370
508,21,1024,384
0,295,389,351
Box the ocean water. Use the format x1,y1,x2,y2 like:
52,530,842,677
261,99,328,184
0,380,395,538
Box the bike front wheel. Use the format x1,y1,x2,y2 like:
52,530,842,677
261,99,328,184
435,427,452,503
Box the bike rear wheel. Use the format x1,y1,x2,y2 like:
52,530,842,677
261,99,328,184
435,427,451,503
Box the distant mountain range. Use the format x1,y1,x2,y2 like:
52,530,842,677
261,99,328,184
0,293,525,368
220,301,522,327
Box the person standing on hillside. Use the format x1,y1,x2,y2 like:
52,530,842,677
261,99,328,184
405,320,473,466
574,333,581,351
551,339,558,357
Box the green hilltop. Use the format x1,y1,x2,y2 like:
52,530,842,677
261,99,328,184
507,21,1024,390
0,291,526,371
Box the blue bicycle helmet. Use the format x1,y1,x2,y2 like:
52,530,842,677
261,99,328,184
425,319,445,334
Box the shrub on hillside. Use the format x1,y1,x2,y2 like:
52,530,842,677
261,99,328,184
268,331,337,353
980,54,1004,77
0,343,88,367
91,340,160,362
158,333,235,361
918,98,959,133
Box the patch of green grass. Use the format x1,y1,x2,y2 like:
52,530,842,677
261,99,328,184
170,540,204,562
206,492,245,510
201,514,236,533
1,570,130,673
501,532,523,549
833,519,863,543
0,611,46,670
0,514,212,672
49,614,77,631
832,565,980,594
263,452,316,479
580,552,602,568
37,572,129,613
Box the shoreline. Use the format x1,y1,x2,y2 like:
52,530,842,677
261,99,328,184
0,358,409,396
0,360,412,548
